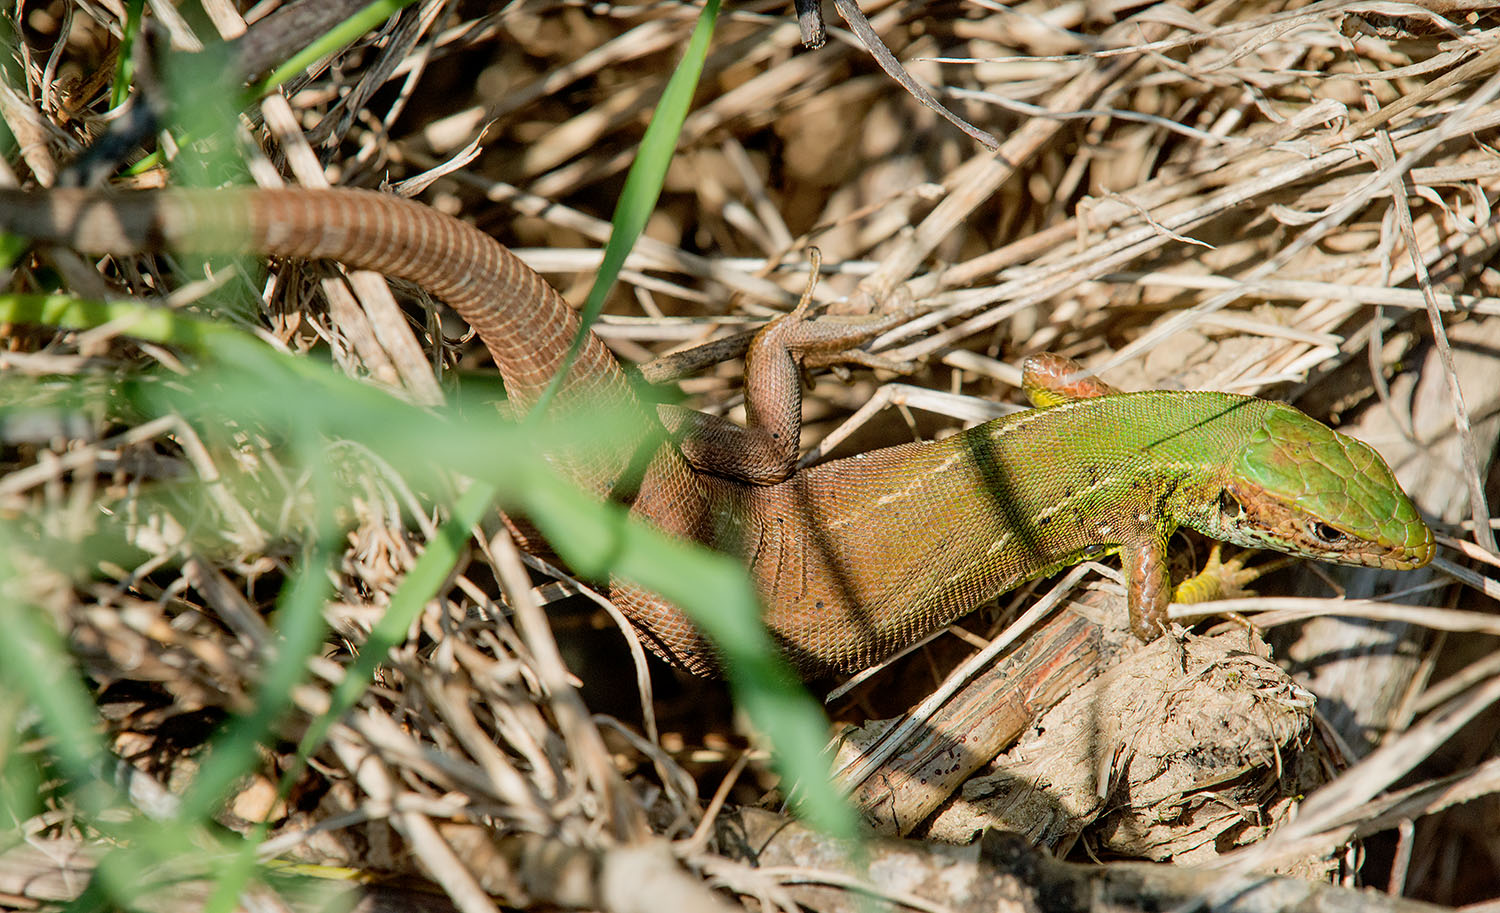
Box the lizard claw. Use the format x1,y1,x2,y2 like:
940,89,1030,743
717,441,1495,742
1173,543,1290,603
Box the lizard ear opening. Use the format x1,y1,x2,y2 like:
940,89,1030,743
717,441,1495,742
1218,489,1243,520
1309,520,1348,545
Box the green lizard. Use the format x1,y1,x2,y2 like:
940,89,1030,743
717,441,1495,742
0,188,1435,676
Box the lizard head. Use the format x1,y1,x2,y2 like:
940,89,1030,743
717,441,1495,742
1198,404,1434,570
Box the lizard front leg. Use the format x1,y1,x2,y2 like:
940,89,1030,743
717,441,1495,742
1121,533,1174,641
1022,353,1294,641
1028,354,1177,639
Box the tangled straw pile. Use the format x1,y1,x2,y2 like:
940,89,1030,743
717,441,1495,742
3,0,1498,909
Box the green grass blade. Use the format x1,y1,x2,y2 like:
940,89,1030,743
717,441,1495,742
8,282,857,840
532,0,720,417
0,588,112,814
177,539,335,822
110,0,147,109
250,0,418,99
579,0,721,328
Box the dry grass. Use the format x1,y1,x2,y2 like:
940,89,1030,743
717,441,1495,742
3,0,1500,910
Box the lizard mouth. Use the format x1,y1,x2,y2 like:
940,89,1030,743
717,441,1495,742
1216,480,1434,570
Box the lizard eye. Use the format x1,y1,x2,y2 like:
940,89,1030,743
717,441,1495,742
1309,521,1347,544
1218,489,1243,519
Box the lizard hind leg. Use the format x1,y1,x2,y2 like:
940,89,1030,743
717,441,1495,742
671,248,912,484
1021,353,1121,407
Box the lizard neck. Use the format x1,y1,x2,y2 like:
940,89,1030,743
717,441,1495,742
960,390,1272,538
